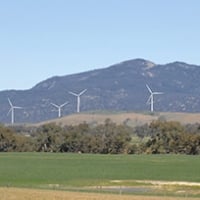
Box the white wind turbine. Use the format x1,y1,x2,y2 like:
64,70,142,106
51,101,69,118
146,84,163,112
69,89,87,113
7,98,22,124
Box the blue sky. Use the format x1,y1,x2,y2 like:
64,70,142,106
0,0,200,90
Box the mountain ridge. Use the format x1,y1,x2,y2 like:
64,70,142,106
1,58,200,123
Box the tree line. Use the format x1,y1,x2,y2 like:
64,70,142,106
0,119,200,154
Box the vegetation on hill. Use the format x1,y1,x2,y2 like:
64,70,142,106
1,119,200,154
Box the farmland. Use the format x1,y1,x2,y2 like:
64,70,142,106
0,153,200,198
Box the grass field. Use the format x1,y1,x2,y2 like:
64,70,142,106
0,153,200,198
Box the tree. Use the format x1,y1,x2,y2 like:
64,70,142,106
0,125,32,152
145,121,200,154
33,123,63,152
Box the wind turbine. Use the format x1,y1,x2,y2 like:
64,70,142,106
7,98,22,124
51,101,69,118
146,84,163,112
69,89,87,113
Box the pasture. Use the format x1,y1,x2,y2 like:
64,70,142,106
37,111,200,127
0,153,200,198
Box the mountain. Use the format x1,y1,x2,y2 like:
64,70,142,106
1,58,200,123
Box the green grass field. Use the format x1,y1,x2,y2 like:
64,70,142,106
0,153,199,189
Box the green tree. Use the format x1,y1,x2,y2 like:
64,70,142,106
145,121,200,154
33,123,63,152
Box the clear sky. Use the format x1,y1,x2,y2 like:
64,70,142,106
1,0,200,90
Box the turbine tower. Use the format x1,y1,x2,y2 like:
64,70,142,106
69,89,87,113
7,98,22,124
51,101,69,118
146,84,163,112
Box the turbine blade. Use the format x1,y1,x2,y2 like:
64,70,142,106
153,92,163,95
146,84,152,94
60,101,69,107
79,89,87,96
146,95,151,104
7,108,12,116
51,103,59,108
8,98,13,106
14,106,22,109
69,91,78,96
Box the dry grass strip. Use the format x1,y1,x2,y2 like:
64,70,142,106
0,187,196,200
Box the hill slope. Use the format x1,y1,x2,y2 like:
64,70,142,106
37,112,200,127
1,58,200,123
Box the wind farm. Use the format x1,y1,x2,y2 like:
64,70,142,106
3,84,165,125
1,58,200,124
